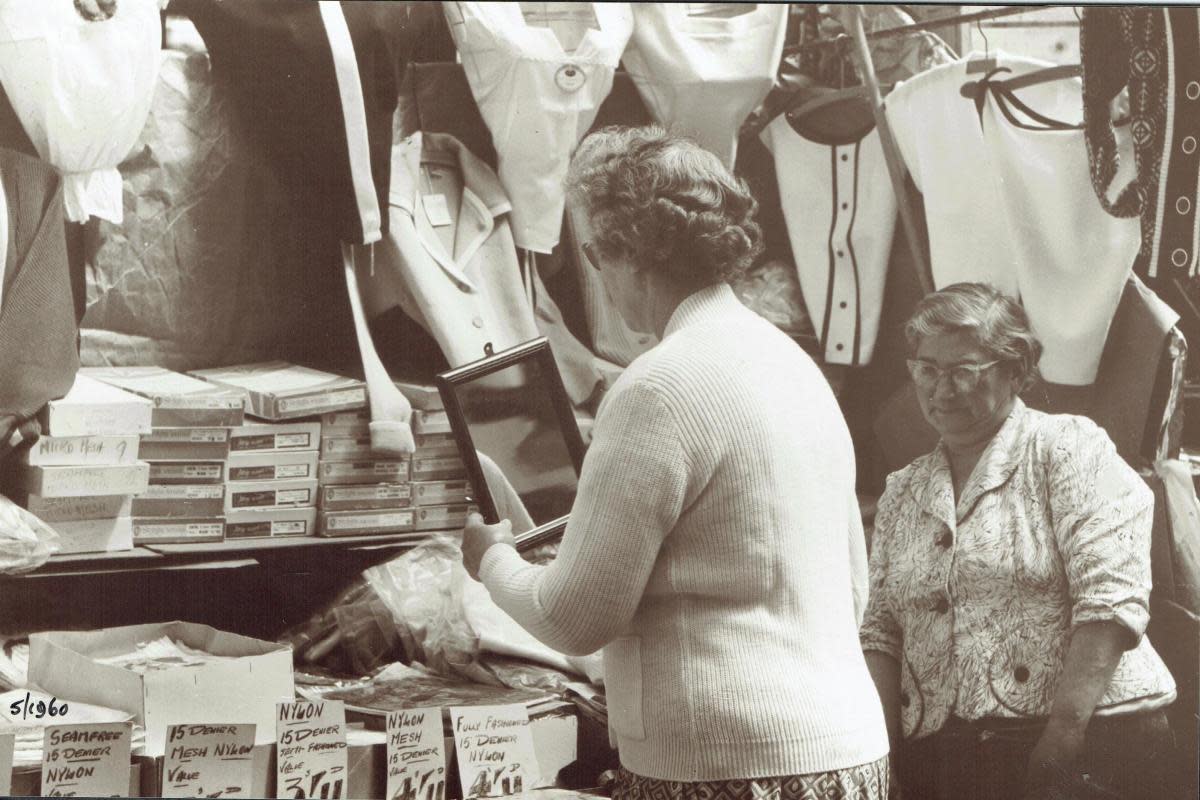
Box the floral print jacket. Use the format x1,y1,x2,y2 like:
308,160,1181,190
861,400,1176,740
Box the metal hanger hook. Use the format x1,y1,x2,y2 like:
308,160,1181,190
976,18,990,59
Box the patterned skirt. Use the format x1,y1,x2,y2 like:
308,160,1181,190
612,757,889,800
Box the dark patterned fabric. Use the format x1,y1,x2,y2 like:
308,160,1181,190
1081,6,1200,280
612,758,889,800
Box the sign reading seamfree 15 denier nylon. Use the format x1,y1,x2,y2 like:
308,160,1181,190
385,707,446,800
41,721,132,797
276,700,348,800
162,723,256,798
450,705,539,800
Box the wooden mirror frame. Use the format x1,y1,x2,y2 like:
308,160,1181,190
435,337,587,552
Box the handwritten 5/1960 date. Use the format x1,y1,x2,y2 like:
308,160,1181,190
9,692,69,720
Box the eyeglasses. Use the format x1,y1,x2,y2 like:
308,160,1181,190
906,359,1006,393
580,241,601,272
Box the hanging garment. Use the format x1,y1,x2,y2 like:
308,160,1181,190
359,131,542,382
180,0,418,454
1081,6,1200,280
0,0,163,223
0,148,79,432
886,54,1141,385
444,2,633,254
760,109,897,366
621,3,787,169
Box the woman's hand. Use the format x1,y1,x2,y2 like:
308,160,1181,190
462,512,515,581
1024,719,1086,797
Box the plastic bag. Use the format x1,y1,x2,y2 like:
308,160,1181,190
0,495,60,574
0,0,164,223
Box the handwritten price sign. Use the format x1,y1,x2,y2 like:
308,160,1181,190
385,708,446,800
163,723,256,798
41,721,132,797
450,706,539,800
275,701,347,800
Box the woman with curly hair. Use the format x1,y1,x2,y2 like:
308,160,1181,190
861,283,1177,799
461,126,890,799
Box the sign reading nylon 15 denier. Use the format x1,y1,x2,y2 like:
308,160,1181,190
276,700,348,800
163,723,256,798
41,721,132,797
385,707,446,800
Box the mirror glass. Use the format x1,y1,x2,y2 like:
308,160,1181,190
450,358,579,535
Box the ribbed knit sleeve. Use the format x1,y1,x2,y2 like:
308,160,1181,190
479,378,692,657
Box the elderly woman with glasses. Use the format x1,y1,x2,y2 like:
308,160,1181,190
461,126,890,799
861,283,1177,800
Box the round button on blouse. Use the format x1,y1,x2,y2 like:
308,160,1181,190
1172,248,1189,268
839,301,848,309
1183,136,1197,155
471,317,484,329
1178,197,1192,216
933,596,950,614
840,153,848,162
1187,81,1200,101
555,63,587,93
937,532,952,548
1014,666,1031,683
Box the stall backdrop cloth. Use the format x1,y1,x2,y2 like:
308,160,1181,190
0,0,164,224
179,0,420,454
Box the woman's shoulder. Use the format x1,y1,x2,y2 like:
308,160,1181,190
1022,406,1117,464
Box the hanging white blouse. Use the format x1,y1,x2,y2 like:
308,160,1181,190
622,3,788,169
761,113,897,366
886,54,1140,385
0,0,164,224
444,2,633,254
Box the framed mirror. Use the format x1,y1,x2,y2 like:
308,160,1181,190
436,338,587,552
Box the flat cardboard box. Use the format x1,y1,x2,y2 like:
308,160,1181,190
412,409,451,435
320,408,370,435
225,506,317,539
148,460,224,485
413,504,476,532
319,434,375,463
12,492,133,522
133,516,225,545
318,460,410,486
227,450,318,482
29,622,295,756
318,508,415,536
82,366,246,427
46,515,134,554
318,483,412,512
191,361,367,420
18,434,140,467
414,432,459,457
225,478,317,513
130,484,225,518
12,462,150,498
37,374,153,437
412,479,473,507
138,427,231,461
411,454,469,481
228,421,321,453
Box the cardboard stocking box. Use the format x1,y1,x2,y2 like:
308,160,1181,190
29,621,295,756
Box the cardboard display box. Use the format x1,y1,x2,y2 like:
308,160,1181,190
37,374,153,437
18,434,140,467
225,478,317,513
318,483,412,512
191,362,366,421
132,516,225,545
411,454,469,481
229,421,321,453
318,508,416,536
412,479,473,507
29,622,295,756
46,515,134,554
147,460,224,485
227,450,319,482
321,408,370,436
318,460,411,486
82,366,246,427
319,434,376,463
11,462,150,498
225,506,317,539
413,504,476,532
13,492,133,522
131,484,225,518
138,427,231,461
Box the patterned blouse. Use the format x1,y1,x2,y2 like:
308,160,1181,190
861,400,1177,740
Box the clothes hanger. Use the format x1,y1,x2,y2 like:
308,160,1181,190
965,18,997,74
786,86,872,122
